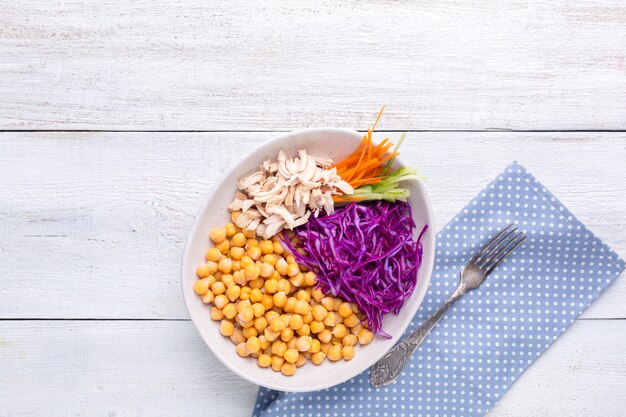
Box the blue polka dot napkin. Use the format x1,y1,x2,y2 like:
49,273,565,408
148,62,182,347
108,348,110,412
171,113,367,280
252,161,625,417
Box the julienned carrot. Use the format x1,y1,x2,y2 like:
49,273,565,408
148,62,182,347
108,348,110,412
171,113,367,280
331,107,403,190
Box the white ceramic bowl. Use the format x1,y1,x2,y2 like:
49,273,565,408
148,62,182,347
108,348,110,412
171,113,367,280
181,128,435,392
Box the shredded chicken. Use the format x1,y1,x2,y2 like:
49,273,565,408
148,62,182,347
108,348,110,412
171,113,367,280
229,149,353,239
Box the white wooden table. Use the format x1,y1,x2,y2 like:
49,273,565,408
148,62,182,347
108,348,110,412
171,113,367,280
1,2,625,416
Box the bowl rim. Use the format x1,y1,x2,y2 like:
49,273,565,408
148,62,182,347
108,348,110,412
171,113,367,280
181,127,436,392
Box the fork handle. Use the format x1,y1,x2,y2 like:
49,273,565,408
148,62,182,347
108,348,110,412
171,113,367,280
370,283,467,388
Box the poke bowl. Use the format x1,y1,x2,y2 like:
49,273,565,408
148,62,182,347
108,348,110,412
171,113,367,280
181,126,435,392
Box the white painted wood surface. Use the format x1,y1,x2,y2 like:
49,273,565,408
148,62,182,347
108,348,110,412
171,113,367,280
2,1,626,416
1,0,626,130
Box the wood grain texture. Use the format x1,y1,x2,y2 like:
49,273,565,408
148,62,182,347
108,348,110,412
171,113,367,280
1,0,626,130
0,319,624,417
0,131,624,320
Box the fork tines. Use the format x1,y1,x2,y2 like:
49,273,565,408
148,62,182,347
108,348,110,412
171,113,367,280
470,224,526,276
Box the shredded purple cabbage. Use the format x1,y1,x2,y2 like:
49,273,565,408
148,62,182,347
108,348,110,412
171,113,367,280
281,201,428,338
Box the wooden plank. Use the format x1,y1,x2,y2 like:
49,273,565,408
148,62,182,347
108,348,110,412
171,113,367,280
0,132,624,319
1,0,626,130
0,319,624,416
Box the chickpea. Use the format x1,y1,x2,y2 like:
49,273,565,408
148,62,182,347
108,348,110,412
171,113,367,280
262,254,277,266
311,305,328,322
286,337,297,350
277,279,291,294
273,241,285,255
236,342,249,357
265,311,279,323
220,320,234,337
294,290,309,303
230,211,241,222
260,263,274,278
196,264,211,278
342,345,355,361
193,279,209,295
210,306,224,320
270,355,284,372
283,297,297,313
240,256,254,269
258,240,273,254
243,228,256,238
201,292,214,304
248,278,264,289
318,329,332,344
205,247,221,262
342,334,357,347
263,279,277,294
296,323,310,337
280,327,294,342
283,348,299,364
224,222,237,237
214,294,229,309
261,294,274,310
280,362,296,376
216,240,230,255
289,272,304,287
286,255,296,264
358,328,374,345
294,299,310,315
309,339,321,353
254,316,268,332
296,336,312,352
327,344,342,361
242,327,258,339
323,312,338,327
295,353,307,367
264,328,280,342
221,274,235,288
343,314,360,328
332,298,343,312
251,303,265,318
218,258,232,274
225,285,241,302
332,324,348,339
238,307,254,323
311,351,326,365
271,340,287,357
247,246,262,260
230,328,245,345
289,314,304,330
320,342,332,355
310,321,324,334
222,303,237,320
304,271,317,286
269,315,288,332
205,261,219,275
210,227,226,243
233,270,247,286
272,292,287,308
338,302,353,318
246,336,261,353
286,263,300,277
302,312,313,324
250,288,263,303
320,297,335,311
275,258,288,275
258,335,270,350
258,353,271,368
230,232,246,247
229,247,244,260
244,264,261,280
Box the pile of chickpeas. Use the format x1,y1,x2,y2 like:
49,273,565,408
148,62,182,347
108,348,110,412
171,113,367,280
193,213,373,376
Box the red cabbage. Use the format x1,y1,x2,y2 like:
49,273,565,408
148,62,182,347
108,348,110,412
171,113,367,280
281,201,427,338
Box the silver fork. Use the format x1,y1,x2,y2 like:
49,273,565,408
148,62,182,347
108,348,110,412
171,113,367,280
370,224,526,388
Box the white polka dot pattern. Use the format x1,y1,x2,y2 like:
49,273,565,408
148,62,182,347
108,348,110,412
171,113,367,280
252,161,625,417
